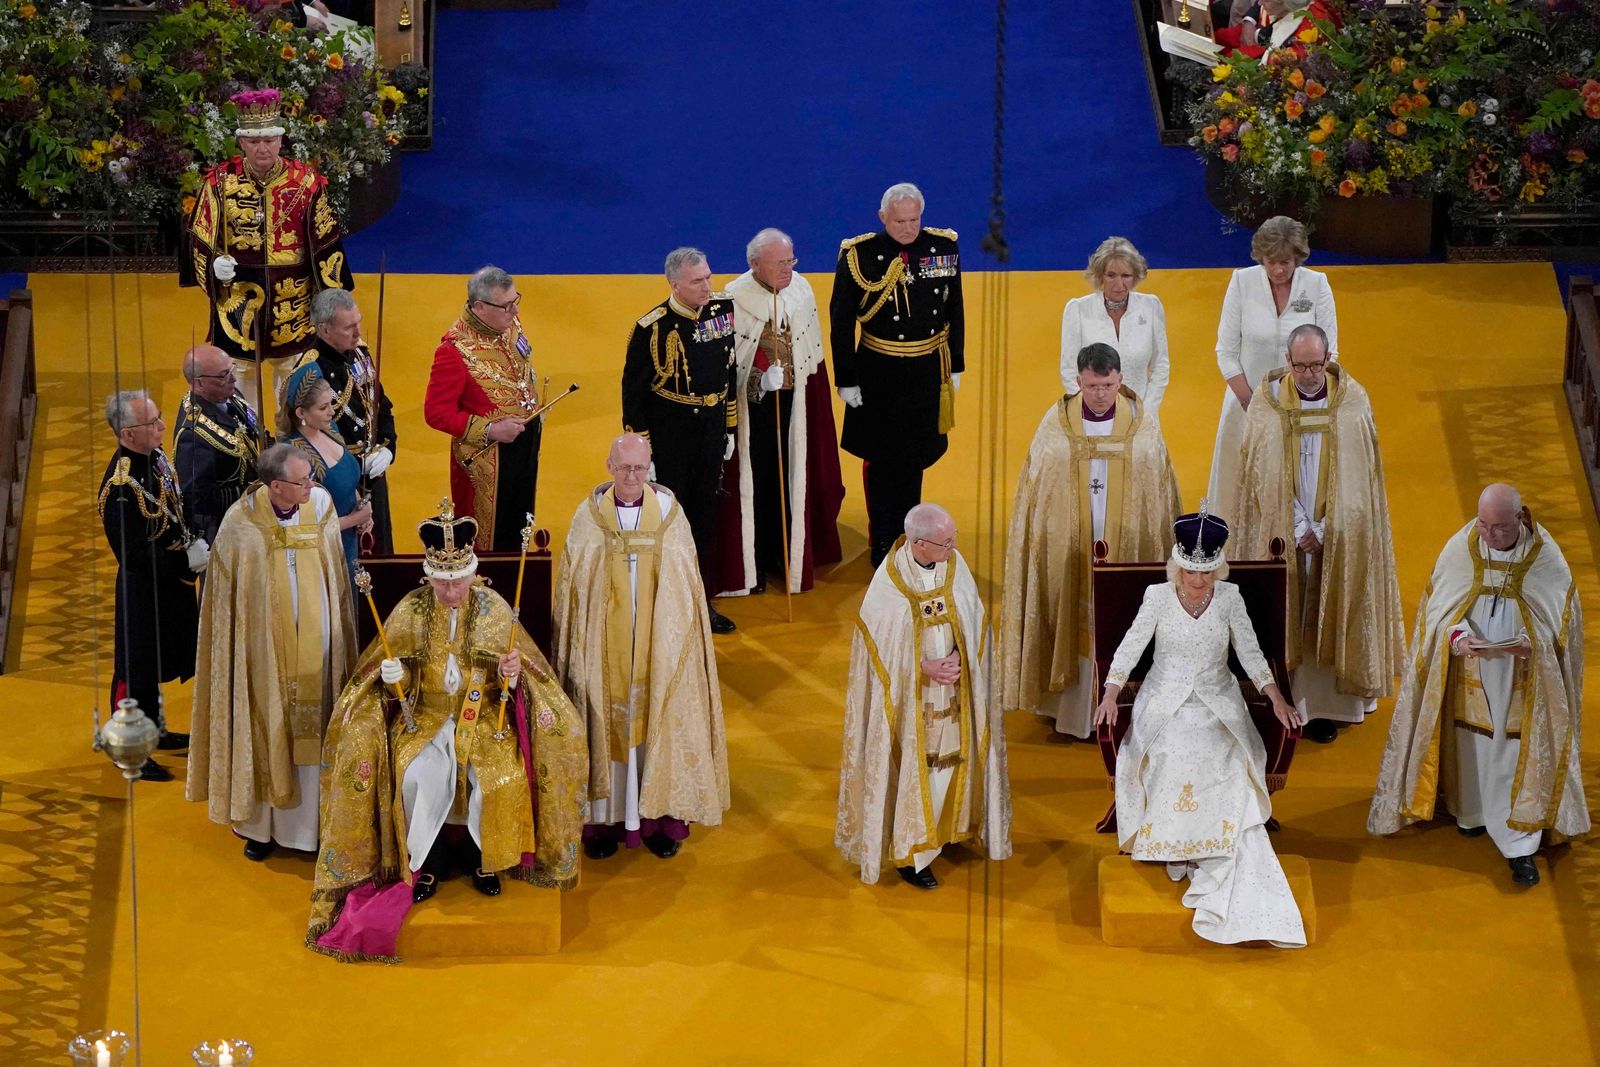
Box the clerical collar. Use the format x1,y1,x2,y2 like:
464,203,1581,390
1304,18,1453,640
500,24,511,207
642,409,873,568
916,558,937,570
1082,401,1116,423
614,493,642,508
1296,382,1329,402
271,501,298,520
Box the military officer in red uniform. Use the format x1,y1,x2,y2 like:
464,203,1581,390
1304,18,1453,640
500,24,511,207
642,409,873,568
423,266,542,551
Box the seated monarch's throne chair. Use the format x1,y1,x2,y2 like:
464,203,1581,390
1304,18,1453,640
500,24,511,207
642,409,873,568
1090,536,1300,836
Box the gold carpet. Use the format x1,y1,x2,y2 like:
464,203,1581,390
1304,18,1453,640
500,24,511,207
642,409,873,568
3,263,1597,1065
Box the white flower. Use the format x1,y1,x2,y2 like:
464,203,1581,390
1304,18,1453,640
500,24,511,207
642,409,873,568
1482,96,1499,112
1482,112,1497,125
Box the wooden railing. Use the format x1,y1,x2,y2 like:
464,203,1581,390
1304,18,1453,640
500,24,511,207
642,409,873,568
1564,276,1600,522
0,289,38,672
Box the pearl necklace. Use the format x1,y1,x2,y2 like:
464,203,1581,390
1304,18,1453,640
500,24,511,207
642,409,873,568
1104,297,1129,312
1178,587,1213,619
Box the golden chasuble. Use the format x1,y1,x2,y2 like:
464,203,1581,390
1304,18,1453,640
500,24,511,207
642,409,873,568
600,488,663,754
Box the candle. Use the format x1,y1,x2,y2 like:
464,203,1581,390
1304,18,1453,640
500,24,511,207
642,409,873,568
218,1042,233,1067
95,1040,110,1067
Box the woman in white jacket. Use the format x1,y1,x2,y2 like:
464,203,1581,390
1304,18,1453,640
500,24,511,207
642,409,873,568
1207,216,1337,501
1060,237,1170,413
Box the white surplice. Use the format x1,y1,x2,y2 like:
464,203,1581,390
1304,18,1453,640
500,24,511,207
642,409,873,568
1207,265,1338,501
1059,291,1171,412
906,548,959,873
590,488,677,830
1447,532,1541,858
237,487,334,851
1109,580,1306,948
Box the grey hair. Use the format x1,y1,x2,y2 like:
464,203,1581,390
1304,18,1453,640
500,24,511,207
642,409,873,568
105,389,150,433
467,265,514,304
1251,215,1310,264
746,228,793,265
311,287,358,327
903,502,953,541
1085,236,1149,287
880,182,925,213
664,247,707,282
258,442,310,486
1286,323,1330,357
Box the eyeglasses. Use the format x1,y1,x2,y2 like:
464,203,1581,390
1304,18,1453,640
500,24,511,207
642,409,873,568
273,476,315,489
192,370,236,381
120,419,163,430
914,536,956,551
768,257,798,268
478,294,522,312
1475,518,1520,536
1289,361,1327,373
611,464,649,476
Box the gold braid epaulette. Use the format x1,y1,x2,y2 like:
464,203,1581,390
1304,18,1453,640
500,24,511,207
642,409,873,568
924,226,958,241
180,395,255,460
96,457,135,519
96,454,184,538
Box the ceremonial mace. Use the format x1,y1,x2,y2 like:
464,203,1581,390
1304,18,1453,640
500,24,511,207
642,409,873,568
353,566,415,732
493,513,536,739
460,382,580,470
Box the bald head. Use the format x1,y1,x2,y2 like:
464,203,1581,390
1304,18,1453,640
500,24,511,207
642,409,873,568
1476,483,1525,550
905,503,956,565
183,344,235,403
607,433,652,501
609,433,651,467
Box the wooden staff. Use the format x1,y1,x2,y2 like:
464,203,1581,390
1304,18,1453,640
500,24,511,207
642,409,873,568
460,382,580,469
773,394,793,622
354,566,404,701
494,513,536,735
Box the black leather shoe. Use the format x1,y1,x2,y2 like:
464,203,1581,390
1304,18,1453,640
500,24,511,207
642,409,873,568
750,576,767,595
471,868,502,896
1304,718,1338,744
584,836,619,860
1509,856,1540,886
708,608,736,635
156,731,190,751
412,872,438,903
138,759,173,782
242,839,276,862
897,865,939,890
1458,824,1488,838
644,832,681,859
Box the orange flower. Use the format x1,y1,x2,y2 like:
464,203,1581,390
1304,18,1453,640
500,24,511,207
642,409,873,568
1388,120,1408,136
182,194,198,216
1288,69,1305,89
281,45,297,61
1218,117,1237,136
1569,148,1589,163
1411,93,1429,109
19,2,36,17
1413,77,1430,91
327,54,345,71
1306,81,1327,99
1310,148,1327,165
1285,99,1305,119
1458,100,1478,117
1583,79,1600,99
1389,57,1407,74
385,130,402,145
1390,96,1412,116
1308,128,1329,144
110,85,125,102
1222,143,1240,162
1202,124,1219,143
1338,178,1358,198
1586,99,1600,119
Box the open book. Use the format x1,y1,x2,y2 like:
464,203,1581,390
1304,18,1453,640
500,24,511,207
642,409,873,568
1157,21,1223,64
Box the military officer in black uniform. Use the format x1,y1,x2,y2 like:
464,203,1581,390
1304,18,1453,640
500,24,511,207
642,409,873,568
829,182,965,567
174,344,263,546
301,288,397,553
622,246,740,634
100,390,209,781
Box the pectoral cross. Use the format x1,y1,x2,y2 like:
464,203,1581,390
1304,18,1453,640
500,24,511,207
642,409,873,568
1089,477,1105,496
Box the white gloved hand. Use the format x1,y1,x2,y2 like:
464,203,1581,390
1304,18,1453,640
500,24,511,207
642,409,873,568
212,255,237,283
724,433,736,461
839,386,863,408
951,372,962,391
759,365,785,395
380,658,405,685
362,446,393,479
186,537,210,573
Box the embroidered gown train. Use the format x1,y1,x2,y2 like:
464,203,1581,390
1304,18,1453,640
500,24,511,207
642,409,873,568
1107,579,1307,948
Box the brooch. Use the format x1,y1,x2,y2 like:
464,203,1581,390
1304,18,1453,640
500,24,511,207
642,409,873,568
1290,297,1313,313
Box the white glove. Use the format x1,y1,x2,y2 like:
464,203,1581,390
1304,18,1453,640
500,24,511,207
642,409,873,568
380,658,405,685
212,255,237,283
951,372,962,391
759,365,785,395
362,446,393,479
724,433,736,461
839,386,863,408
186,537,210,573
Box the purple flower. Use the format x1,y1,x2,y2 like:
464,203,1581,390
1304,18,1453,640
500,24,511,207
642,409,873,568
307,82,345,117
361,111,376,127
1343,138,1374,169
1525,131,1557,158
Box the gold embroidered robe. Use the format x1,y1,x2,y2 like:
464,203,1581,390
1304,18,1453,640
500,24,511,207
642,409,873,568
1231,366,1404,698
1368,518,1588,838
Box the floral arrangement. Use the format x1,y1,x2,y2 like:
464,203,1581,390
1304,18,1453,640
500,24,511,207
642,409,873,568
1189,0,1600,214
0,0,408,223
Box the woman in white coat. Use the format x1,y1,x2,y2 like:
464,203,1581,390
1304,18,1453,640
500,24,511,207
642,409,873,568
1094,508,1306,948
1207,216,1337,501
1060,237,1170,412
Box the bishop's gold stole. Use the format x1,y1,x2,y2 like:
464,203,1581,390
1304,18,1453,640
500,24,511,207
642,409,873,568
1279,378,1336,525
268,500,330,765
1450,531,1539,739
1060,395,1134,660
602,490,663,755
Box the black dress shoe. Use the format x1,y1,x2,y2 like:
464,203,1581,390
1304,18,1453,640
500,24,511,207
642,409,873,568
1509,856,1540,886
242,839,276,862
750,576,767,595
584,836,619,860
138,759,173,782
644,832,681,859
1304,718,1338,744
471,868,502,896
412,872,439,903
156,731,190,751
1458,824,1488,838
708,608,736,635
897,865,939,890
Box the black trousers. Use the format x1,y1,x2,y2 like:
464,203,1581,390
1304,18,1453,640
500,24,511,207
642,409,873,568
749,389,794,579
648,397,724,598
863,457,923,568
492,420,542,550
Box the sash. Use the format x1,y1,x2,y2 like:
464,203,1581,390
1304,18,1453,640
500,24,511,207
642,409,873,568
601,489,664,755
268,499,330,765
453,666,489,815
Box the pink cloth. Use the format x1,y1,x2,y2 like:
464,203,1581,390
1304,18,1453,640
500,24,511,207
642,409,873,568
316,880,414,959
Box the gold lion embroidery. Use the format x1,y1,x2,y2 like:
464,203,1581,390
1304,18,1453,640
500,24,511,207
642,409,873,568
1139,822,1152,838
1173,783,1199,813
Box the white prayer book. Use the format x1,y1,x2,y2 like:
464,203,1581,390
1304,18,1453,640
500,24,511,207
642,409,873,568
1157,21,1224,64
